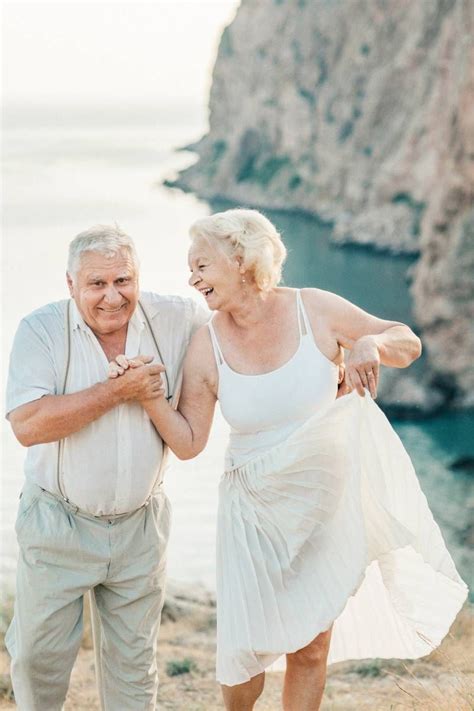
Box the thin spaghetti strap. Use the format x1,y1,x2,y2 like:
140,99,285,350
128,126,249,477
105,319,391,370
208,319,225,367
296,289,312,337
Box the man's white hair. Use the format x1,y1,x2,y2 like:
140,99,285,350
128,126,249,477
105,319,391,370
67,224,139,276
189,208,287,292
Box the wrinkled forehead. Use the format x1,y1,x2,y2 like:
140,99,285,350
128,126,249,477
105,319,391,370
188,234,232,266
77,248,138,276
189,235,215,263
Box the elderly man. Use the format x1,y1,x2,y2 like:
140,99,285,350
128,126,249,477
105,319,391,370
5,224,208,710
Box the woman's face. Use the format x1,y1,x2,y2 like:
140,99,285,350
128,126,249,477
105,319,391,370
188,236,242,311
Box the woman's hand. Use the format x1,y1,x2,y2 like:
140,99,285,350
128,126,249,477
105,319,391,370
336,363,351,399
345,336,380,398
108,354,154,378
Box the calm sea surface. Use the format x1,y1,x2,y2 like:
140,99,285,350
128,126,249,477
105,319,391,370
2,106,473,597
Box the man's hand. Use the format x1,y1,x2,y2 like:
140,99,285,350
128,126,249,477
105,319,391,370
9,359,164,447
108,354,153,378
346,336,380,398
110,362,166,402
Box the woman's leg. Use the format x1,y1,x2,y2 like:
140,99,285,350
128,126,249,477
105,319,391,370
221,672,265,711
282,628,332,711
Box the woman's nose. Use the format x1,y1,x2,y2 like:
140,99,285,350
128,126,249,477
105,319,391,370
189,272,200,287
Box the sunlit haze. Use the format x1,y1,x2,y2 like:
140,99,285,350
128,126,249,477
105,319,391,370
3,1,240,112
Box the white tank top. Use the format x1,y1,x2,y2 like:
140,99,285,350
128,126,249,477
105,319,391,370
208,290,339,470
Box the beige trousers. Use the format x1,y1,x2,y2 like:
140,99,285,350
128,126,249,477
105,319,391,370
6,481,171,711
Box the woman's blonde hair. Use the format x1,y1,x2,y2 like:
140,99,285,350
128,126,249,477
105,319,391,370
189,209,287,291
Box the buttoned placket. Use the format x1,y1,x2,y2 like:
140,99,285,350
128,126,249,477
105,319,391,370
71,303,148,514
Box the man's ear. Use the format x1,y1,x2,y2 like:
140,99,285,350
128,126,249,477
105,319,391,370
66,272,74,298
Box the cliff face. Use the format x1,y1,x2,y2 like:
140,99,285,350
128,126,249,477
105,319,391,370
175,0,474,407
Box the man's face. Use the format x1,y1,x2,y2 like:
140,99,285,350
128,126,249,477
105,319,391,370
67,249,139,337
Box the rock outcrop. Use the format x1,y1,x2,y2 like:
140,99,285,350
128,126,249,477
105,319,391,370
162,580,216,624
171,0,474,408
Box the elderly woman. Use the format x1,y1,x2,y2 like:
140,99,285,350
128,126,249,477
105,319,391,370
111,209,467,711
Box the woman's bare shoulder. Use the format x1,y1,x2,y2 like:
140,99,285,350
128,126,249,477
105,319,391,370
187,322,214,358
300,287,340,317
185,323,218,390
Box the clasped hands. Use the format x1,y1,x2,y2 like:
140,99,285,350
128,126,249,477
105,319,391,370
108,354,166,402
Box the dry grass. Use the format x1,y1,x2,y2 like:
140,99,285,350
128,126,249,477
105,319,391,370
325,608,474,710
0,595,472,710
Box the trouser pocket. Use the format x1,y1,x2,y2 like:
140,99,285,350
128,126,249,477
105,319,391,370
15,482,43,537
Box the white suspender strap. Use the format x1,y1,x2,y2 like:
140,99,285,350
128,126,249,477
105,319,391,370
138,300,172,401
56,301,72,501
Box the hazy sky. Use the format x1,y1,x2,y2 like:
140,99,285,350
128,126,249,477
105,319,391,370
3,1,240,108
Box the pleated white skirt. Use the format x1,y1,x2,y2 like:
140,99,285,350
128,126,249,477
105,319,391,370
216,391,468,686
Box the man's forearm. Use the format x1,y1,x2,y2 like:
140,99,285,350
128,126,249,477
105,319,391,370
371,325,422,368
10,379,125,446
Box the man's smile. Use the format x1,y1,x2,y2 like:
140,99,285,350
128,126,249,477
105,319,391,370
97,304,128,312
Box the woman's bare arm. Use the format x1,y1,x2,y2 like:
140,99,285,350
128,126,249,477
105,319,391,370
141,326,218,460
303,289,422,396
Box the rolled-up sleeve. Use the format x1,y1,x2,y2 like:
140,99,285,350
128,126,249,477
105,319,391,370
5,318,57,418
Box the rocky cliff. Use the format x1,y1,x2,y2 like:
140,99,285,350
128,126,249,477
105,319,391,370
173,0,474,408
